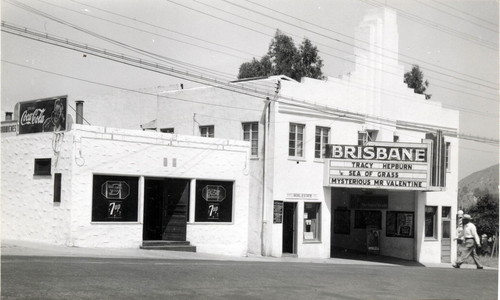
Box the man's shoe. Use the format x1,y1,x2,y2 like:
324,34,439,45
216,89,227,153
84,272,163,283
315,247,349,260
452,264,460,268
477,266,483,269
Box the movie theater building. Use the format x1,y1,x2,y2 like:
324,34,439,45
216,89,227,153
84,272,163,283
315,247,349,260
1,8,459,263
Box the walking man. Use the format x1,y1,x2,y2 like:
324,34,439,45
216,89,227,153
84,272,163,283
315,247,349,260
453,214,483,269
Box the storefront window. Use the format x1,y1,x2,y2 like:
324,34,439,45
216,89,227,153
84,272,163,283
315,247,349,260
425,206,437,239
303,203,320,241
92,175,139,222
195,180,233,222
386,211,414,238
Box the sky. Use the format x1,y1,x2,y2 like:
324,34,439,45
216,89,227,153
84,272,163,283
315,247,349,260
1,0,499,180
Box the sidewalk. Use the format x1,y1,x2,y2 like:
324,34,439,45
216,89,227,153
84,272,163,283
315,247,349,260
0,239,488,269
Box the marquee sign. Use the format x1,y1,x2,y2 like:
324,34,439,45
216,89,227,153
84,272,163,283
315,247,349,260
18,96,67,134
324,142,431,190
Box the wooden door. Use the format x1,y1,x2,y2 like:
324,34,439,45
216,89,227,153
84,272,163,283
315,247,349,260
162,179,190,241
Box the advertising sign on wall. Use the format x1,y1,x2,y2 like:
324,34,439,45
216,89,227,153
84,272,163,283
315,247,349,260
324,142,431,191
18,96,67,134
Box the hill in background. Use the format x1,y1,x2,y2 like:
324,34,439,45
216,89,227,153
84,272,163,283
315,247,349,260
458,164,499,211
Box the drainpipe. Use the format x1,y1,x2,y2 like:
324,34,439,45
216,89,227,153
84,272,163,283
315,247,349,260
261,97,271,256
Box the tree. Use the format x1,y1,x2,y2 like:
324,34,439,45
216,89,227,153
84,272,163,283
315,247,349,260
237,30,324,81
296,38,324,79
469,193,499,237
238,57,272,79
404,65,432,100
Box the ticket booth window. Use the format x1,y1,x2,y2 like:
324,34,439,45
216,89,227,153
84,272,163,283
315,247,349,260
303,203,321,241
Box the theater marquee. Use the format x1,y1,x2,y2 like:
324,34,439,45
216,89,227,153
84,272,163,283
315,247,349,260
324,142,432,191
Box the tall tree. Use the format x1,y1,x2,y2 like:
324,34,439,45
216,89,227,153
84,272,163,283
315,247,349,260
296,38,323,79
469,193,499,237
237,30,323,81
404,65,432,99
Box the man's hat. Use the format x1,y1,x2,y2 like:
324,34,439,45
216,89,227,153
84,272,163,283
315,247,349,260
463,214,472,220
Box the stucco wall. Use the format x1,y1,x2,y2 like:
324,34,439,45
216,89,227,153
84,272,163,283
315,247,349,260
2,125,251,256
1,132,73,245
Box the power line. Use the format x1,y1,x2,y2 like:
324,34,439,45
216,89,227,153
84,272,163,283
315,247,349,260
234,0,499,91
430,0,498,28
182,0,499,104
5,0,244,81
413,0,498,34
357,0,498,50
19,0,497,104
2,21,498,145
3,20,498,122
7,58,499,153
2,60,266,113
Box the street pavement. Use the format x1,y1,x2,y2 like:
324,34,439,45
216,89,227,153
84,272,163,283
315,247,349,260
0,239,479,267
1,240,498,300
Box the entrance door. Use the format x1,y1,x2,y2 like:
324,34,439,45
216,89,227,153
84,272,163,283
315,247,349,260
143,178,190,241
441,206,451,263
282,202,297,254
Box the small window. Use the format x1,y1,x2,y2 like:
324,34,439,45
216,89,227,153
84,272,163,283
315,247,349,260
442,206,451,239
34,158,51,175
315,126,330,159
393,135,400,142
242,122,259,157
53,173,62,203
425,206,437,239
445,142,451,171
304,203,321,241
200,125,214,138
160,128,174,133
358,130,378,146
289,123,305,157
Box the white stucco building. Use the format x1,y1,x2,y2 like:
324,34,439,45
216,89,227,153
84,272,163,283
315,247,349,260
2,8,459,263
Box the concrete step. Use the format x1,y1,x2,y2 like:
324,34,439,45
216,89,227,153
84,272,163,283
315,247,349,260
140,240,196,252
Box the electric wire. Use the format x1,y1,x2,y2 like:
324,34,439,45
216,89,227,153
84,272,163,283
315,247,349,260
10,0,498,104
3,20,498,126
429,0,498,28
5,0,239,81
170,0,499,103
413,0,499,34
357,0,498,50
233,0,499,91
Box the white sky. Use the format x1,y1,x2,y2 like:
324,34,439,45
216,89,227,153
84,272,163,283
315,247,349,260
1,0,499,179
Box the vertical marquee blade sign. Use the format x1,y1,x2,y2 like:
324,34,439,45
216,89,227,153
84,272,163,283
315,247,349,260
324,142,432,191
18,96,67,134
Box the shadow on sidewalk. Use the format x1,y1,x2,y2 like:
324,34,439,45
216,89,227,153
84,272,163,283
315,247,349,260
331,247,425,267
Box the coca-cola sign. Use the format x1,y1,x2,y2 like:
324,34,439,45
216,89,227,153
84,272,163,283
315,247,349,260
18,96,67,134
